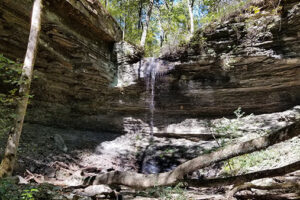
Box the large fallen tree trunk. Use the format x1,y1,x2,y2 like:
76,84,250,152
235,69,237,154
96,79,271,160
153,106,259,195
84,120,300,188
187,160,300,187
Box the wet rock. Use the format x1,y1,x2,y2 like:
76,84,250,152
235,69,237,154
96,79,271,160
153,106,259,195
54,134,68,152
141,159,161,174
140,145,204,174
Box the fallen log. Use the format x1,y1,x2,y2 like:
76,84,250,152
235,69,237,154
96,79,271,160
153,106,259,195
228,181,300,200
235,192,300,200
187,160,300,187
232,181,300,194
84,120,300,188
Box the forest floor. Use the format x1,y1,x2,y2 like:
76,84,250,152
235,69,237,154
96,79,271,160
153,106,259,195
0,106,299,199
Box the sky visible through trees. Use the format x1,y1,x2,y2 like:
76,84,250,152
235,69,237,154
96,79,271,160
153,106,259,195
100,0,245,56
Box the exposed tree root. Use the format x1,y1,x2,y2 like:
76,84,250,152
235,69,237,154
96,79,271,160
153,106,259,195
83,120,300,188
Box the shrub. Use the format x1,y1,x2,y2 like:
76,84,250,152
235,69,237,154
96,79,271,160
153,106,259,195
0,54,21,150
138,183,188,200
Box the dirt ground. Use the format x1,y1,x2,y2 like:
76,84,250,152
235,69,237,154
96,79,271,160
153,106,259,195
0,107,299,199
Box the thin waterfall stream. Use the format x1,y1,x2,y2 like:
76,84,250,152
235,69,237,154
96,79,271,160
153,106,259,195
143,57,175,136
145,58,157,136
141,58,177,174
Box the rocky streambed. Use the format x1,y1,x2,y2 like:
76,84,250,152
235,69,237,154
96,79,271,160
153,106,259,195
0,106,299,199
0,0,300,199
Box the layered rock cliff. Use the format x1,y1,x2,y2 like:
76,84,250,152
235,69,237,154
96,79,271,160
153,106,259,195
109,0,300,133
158,0,300,116
0,0,299,133
0,0,122,130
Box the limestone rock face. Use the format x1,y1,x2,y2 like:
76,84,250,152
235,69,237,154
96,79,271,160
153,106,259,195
0,0,299,133
0,0,122,130
106,0,300,133
156,0,300,117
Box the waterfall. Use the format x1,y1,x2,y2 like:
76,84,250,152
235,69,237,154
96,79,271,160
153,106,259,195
142,58,175,136
141,58,176,174
145,58,157,136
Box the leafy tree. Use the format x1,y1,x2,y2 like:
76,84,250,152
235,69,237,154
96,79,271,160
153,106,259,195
0,0,43,178
99,0,247,56
140,0,155,47
100,0,192,56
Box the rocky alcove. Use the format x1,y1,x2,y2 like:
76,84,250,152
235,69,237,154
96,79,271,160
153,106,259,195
0,0,299,199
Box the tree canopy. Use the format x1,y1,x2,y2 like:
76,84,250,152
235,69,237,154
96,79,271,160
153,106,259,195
100,0,247,56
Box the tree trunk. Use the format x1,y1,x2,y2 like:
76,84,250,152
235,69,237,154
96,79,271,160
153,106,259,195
123,16,126,41
231,182,300,200
187,160,300,187
0,0,43,178
138,0,143,30
84,120,300,188
188,0,194,34
140,0,154,47
158,18,164,47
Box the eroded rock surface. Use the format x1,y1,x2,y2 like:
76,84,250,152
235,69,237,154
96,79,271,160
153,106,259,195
108,0,300,134
0,0,122,131
0,0,299,133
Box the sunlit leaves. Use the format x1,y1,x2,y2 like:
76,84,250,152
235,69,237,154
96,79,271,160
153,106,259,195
0,54,22,105
0,55,21,139
99,0,247,56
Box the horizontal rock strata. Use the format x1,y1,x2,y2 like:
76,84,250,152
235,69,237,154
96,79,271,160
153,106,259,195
0,0,299,133
112,0,300,134
0,0,122,130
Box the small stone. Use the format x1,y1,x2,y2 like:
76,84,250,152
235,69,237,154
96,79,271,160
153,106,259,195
81,185,113,197
17,175,28,184
44,167,56,178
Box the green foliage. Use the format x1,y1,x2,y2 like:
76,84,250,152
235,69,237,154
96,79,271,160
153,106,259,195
159,148,175,158
99,0,260,55
0,178,61,200
249,5,260,14
200,0,249,25
213,107,245,142
0,54,21,140
0,178,38,200
0,54,22,105
21,189,39,200
99,0,192,56
223,137,300,176
223,151,268,175
0,178,20,200
212,107,248,175
99,0,277,55
139,183,188,200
